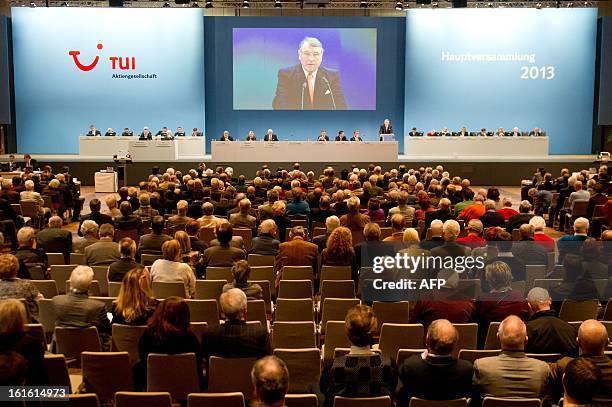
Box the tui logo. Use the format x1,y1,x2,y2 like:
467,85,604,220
68,43,103,71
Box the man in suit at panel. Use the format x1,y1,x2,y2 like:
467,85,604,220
22,154,37,170
86,124,101,137
379,119,393,140
335,130,348,141
121,128,133,137
174,127,186,137
458,126,469,137
219,130,234,142
272,37,347,110
317,129,329,142
472,315,551,401
104,128,116,137
245,131,257,141
408,127,421,137
350,130,363,142
264,129,279,142
139,127,153,140
529,127,544,137
36,216,72,264
155,127,169,138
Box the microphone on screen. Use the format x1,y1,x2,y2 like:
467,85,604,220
301,82,307,110
322,76,337,110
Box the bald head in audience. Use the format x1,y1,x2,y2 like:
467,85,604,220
577,320,609,355
219,288,247,321
426,319,459,356
251,356,289,407
497,315,528,351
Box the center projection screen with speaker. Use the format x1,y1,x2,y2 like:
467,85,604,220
11,8,205,155
404,8,597,155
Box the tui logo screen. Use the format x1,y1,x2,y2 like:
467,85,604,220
68,42,157,79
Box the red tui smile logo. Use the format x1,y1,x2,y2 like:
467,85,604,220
68,43,103,71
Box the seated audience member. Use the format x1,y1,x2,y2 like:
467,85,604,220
580,239,608,280
529,216,555,253
506,200,534,233
133,193,159,220
411,270,475,329
13,227,48,278
115,201,142,233
258,190,279,221
111,267,158,326
550,254,600,306
167,200,194,231
339,196,370,232
562,358,603,407
511,223,547,265
453,189,475,216
387,190,415,226
229,198,257,231
78,198,113,236
310,196,335,225
458,195,486,223
430,220,470,260
313,215,340,253
138,216,172,256
150,240,196,298
586,183,608,219
0,254,42,321
251,356,290,407
222,260,263,300
197,202,224,229
0,299,46,385
354,222,395,267
73,220,98,253
286,188,310,217
364,198,385,222
398,319,473,403
36,216,72,263
397,228,430,279
19,180,46,217
420,219,444,251
383,213,405,243
550,320,611,400
118,186,139,211
84,224,120,266
424,198,453,230
321,305,391,406
456,219,486,249
108,238,143,283
203,222,245,270
271,201,293,243
202,288,270,360
208,220,245,250
497,197,519,221
185,221,207,253
476,261,529,346
525,287,578,357
480,199,505,229
274,226,318,287
558,217,590,262
135,297,203,390
250,219,280,256
486,231,526,281
473,315,550,400
320,226,357,279
103,195,121,219
52,266,111,346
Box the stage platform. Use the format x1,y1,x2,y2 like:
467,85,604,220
0,153,598,187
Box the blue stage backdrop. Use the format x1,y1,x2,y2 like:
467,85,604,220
205,17,406,153
404,8,597,155
0,17,10,125
11,8,205,154
599,17,612,126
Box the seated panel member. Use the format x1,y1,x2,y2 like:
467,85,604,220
510,127,521,137
408,127,422,137
161,129,174,141
335,130,348,141
246,130,257,141
191,127,203,137
317,129,329,142
379,118,393,136
121,127,133,137
86,124,101,137
174,126,186,137
350,130,363,142
457,126,469,137
529,127,544,137
104,128,116,137
139,127,153,140
219,130,234,141
478,128,488,137
427,129,440,137
440,127,451,137
155,127,169,138
264,129,278,142
496,127,506,137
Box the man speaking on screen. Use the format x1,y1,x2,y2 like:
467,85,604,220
272,37,347,110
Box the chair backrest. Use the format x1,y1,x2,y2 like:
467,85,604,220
278,280,313,299
378,323,425,362
91,266,110,296
82,351,134,402
333,396,392,407
30,279,58,298
482,397,541,407
313,227,326,238
525,264,547,291
282,266,314,282
89,296,115,312
207,356,257,397
249,279,272,314
458,349,501,364
44,354,72,392
185,299,220,327
206,266,233,282
247,299,268,329
285,394,319,407
37,298,57,338
115,229,140,245
275,298,315,322
248,254,276,267
372,301,410,332
70,252,85,265
484,322,502,350
323,321,351,362
108,281,122,297
233,228,252,251
525,353,563,363
396,348,427,368
115,392,172,407
111,324,147,366
594,279,608,299
559,299,600,322
67,394,102,407
274,348,321,394
198,227,216,244
190,322,208,345
47,252,66,266
533,279,562,291
141,254,163,267
147,353,200,401
456,279,481,299
271,321,317,349
320,280,356,303
187,393,245,407
320,298,361,334
250,266,276,297
28,265,46,280
320,265,352,281
409,398,468,407
195,279,226,301
54,326,101,368
152,281,186,299
50,264,77,294
451,323,478,359
602,320,612,340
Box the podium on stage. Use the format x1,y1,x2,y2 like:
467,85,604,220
113,151,132,188
379,133,395,142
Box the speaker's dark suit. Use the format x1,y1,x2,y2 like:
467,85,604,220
264,134,278,141
379,125,393,135
86,130,101,137
139,133,152,140
218,136,234,141
104,132,116,137
272,64,347,110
